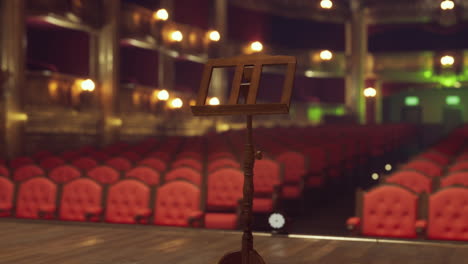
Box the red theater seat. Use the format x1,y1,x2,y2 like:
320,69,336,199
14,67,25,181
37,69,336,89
418,187,468,241
61,150,81,161
146,151,171,163
276,151,306,199
105,179,151,224
125,166,160,186
49,165,81,183
177,151,202,162
33,150,53,161
0,165,10,178
440,172,468,188
121,151,141,163
252,158,281,213
448,161,468,173
385,170,432,193
89,151,110,162
171,158,203,172
304,146,327,188
106,157,132,172
347,184,420,238
139,157,167,172
208,152,236,162
165,167,202,186
0,176,14,217
402,159,443,178
207,158,241,173
10,156,35,169
154,180,201,227
13,165,45,182
87,166,120,184
418,151,450,166
72,157,98,171
39,156,65,170
59,178,103,222
16,177,57,219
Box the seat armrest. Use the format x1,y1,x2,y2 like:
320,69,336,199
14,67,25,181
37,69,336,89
346,217,361,231
188,210,205,227
415,220,427,236
134,208,152,224
38,205,57,219
85,207,103,221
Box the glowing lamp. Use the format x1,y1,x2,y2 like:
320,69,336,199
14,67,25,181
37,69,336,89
268,212,289,235
319,50,333,61
81,79,95,92
440,55,454,66
154,9,169,21
371,173,379,180
170,31,183,42
440,0,455,10
208,97,220,105
405,96,419,106
209,30,220,42
446,96,460,106
170,98,183,108
305,70,314,78
384,164,392,171
250,41,263,52
320,0,333,9
157,90,169,101
363,87,376,97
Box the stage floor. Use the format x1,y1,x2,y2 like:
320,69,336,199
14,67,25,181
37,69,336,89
1,219,468,264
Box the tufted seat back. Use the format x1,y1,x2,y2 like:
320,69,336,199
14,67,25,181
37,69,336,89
154,181,200,227
0,165,9,178
125,166,160,186
13,165,45,182
16,177,57,219
403,159,443,178
440,172,468,188
208,158,241,173
59,178,102,221
39,156,65,170
105,179,150,224
385,170,432,193
208,152,236,162
171,158,203,172
418,151,450,166
139,157,167,172
253,159,280,194
121,151,141,163
146,151,170,163
276,151,306,183
362,185,418,238
87,166,120,184
49,165,81,183
10,156,35,169
207,168,243,210
0,176,14,216
106,157,132,172
427,187,468,241
176,151,202,162
448,161,468,173
72,157,98,171
165,167,201,186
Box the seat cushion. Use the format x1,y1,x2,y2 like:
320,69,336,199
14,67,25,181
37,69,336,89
281,185,301,199
306,176,324,188
205,213,238,229
253,198,273,213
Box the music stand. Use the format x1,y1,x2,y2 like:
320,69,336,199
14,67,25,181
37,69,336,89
191,54,296,264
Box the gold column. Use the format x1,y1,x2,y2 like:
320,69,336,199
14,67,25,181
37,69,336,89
209,0,228,100
0,0,26,158
375,80,383,123
345,0,367,124
158,0,175,92
90,0,121,146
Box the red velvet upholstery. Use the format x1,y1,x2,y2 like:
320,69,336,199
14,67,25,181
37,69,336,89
448,161,468,173
0,177,14,216
306,176,324,187
87,166,120,184
177,151,202,161
440,172,468,188
13,165,45,182
121,151,141,162
305,146,327,174
39,156,65,170
105,179,151,224
106,157,132,172
89,151,110,162
49,165,81,183
403,159,443,178
171,158,203,172
385,170,432,193
16,177,57,219
252,198,273,213
165,167,202,185
276,151,306,183
418,151,450,166
72,157,98,171
61,150,81,161
254,159,280,194
10,156,35,169
154,181,201,227
139,157,167,172
33,150,53,161
207,168,243,209
146,151,170,163
125,166,160,186
208,158,241,173
59,178,103,221
281,185,301,199
361,185,418,238
0,165,9,178
204,213,238,229
426,187,468,241
208,152,236,162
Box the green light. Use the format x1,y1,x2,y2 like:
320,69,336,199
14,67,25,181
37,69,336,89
423,70,432,78
307,107,322,122
446,96,460,106
335,107,345,116
405,96,419,106
440,77,458,87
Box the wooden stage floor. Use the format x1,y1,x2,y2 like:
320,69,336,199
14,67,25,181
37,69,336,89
1,219,468,264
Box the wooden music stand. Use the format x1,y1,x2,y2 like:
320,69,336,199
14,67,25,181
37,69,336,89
191,54,296,264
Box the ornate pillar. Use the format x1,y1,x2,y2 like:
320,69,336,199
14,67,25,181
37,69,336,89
90,0,121,146
158,0,175,91
0,0,26,158
345,0,367,124
209,0,228,100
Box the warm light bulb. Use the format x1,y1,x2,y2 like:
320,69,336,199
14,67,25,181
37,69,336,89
250,41,263,52
371,173,379,180
170,31,183,42
208,97,220,105
440,55,455,66
320,0,333,9
154,9,169,20
170,98,183,108
385,164,392,171
81,79,95,92
440,0,455,10
157,90,169,101
319,50,333,60
364,87,377,97
305,70,314,78
209,30,220,42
